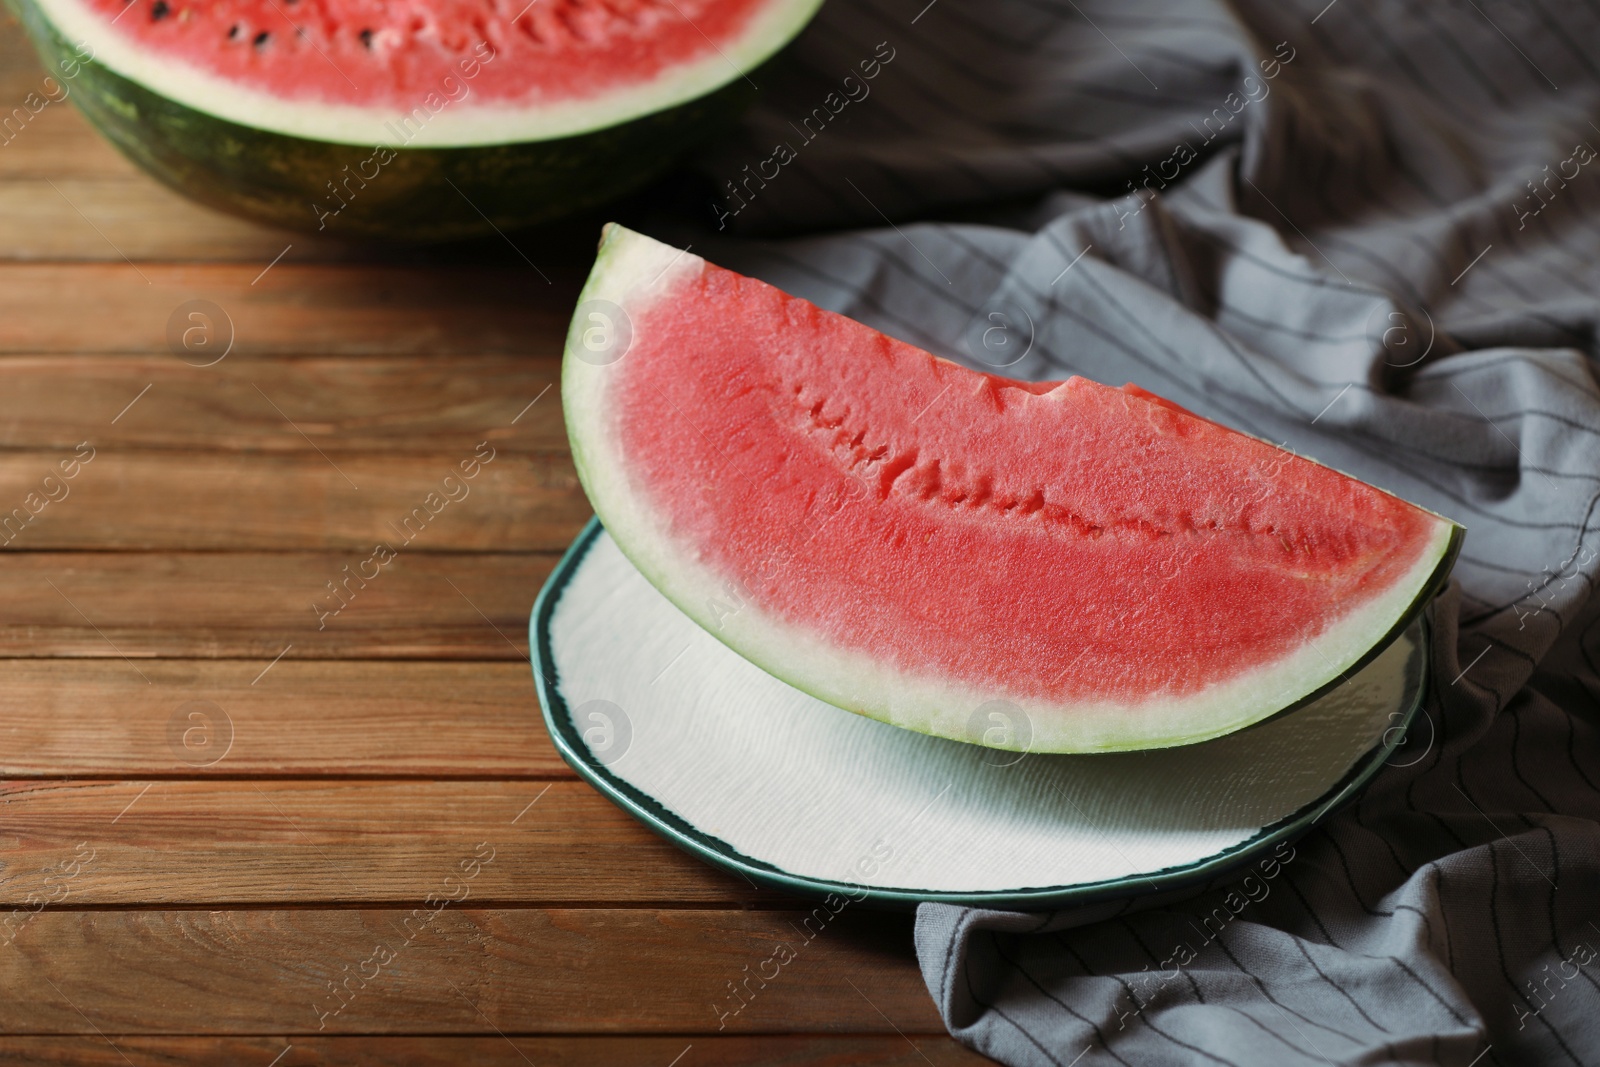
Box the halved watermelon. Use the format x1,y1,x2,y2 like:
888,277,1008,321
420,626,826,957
563,225,1463,753
10,0,822,238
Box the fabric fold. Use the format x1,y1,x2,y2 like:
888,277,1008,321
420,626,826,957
663,0,1600,1061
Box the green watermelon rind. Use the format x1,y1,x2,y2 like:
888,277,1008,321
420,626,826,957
564,224,1466,754
8,0,821,239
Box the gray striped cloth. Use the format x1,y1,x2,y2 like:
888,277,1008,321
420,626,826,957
667,0,1600,1062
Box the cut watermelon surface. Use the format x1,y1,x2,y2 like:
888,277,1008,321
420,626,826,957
563,225,1463,753
12,0,822,236
30,0,814,144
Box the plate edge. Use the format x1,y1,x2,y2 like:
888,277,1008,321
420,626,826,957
530,515,1434,911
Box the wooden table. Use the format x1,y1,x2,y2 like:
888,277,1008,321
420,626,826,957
0,14,995,1064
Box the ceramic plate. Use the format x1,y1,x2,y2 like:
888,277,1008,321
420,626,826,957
531,519,1429,909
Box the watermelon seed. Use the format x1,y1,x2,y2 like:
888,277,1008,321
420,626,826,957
227,23,241,39
359,28,374,49
150,0,169,20
253,30,271,48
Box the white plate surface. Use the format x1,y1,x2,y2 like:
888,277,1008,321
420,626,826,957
543,527,1423,897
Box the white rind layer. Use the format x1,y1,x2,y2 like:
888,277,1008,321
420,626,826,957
564,225,1462,754
31,0,824,146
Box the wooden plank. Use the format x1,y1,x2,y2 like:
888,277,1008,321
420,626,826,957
0,108,137,181
0,1036,994,1066
0,13,63,119
0,355,565,453
0,552,550,659
0,451,589,551
0,264,574,355
0,909,942,1033
0,179,349,262
0,20,133,181
0,781,775,905
0,660,570,778
0,176,609,266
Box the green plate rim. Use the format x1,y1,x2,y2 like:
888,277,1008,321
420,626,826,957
530,516,1432,911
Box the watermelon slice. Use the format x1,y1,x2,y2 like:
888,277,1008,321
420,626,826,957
11,0,822,238
563,225,1463,753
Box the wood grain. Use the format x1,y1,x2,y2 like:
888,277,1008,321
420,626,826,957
0,781,774,905
0,552,551,659
0,264,573,355
0,660,570,777
0,179,340,263
0,172,615,266
0,14,985,1058
0,355,565,453
0,450,589,551
0,174,611,269
0,11,49,92
0,87,132,181
0,909,940,1033
0,1036,991,1066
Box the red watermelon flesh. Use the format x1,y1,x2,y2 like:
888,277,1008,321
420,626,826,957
63,0,768,107
563,225,1462,753
34,0,821,146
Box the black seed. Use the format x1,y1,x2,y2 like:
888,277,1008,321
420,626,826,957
359,27,373,48
151,0,169,19
253,30,271,47
227,23,241,39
